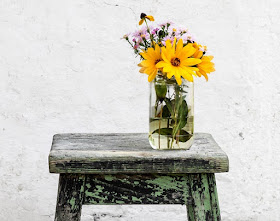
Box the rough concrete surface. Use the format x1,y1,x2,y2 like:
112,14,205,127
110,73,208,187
0,0,280,220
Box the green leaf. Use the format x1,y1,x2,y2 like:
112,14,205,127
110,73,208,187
172,97,188,137
164,98,174,116
152,128,173,136
155,80,167,100
162,105,171,118
177,99,188,129
152,128,192,143
178,130,193,142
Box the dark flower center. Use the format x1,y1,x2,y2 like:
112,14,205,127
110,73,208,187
155,59,161,65
171,57,180,66
140,13,147,19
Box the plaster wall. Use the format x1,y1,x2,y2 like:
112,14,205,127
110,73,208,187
0,0,280,220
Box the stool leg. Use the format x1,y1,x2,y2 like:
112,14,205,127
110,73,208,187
55,174,86,221
186,174,221,221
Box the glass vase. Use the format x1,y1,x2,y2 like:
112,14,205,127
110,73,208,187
149,73,194,150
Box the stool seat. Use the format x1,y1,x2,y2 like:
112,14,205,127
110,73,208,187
49,133,229,174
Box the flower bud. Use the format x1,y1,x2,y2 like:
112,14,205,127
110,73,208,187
140,13,147,19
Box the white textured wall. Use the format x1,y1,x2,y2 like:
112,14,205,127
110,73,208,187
0,0,280,220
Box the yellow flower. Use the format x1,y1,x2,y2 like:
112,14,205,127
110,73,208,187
192,42,204,59
192,43,215,81
139,13,154,25
138,44,162,82
196,56,215,81
156,38,201,85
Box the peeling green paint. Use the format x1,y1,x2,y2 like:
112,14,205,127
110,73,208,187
55,173,221,221
69,198,76,210
85,190,94,197
104,175,114,181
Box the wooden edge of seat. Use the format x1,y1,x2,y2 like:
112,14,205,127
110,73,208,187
48,150,229,174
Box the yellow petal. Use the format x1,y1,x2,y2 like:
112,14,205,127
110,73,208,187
174,68,182,85
161,47,173,61
185,73,194,82
139,19,144,25
200,69,208,81
172,37,177,52
203,55,214,61
147,47,157,59
146,15,154,21
181,66,196,76
181,58,201,66
155,44,160,55
161,51,170,63
193,50,203,59
180,71,193,82
175,39,183,57
156,61,166,68
179,44,196,59
141,60,154,67
144,67,155,76
148,69,157,82
139,67,146,73
140,52,152,60
162,64,173,72
188,67,199,72
196,71,202,77
167,70,174,79
165,40,173,52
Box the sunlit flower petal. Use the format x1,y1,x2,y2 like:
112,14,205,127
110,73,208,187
138,44,162,81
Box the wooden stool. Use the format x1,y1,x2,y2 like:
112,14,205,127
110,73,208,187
49,133,229,221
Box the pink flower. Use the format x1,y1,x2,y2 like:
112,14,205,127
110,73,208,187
174,26,188,35
162,36,175,46
151,28,159,35
181,32,196,43
121,33,130,40
132,27,148,38
159,21,174,28
132,27,150,42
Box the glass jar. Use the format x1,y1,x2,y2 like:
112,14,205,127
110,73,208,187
149,73,194,150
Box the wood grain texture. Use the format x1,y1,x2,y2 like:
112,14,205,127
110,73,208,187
83,174,190,205
49,133,229,174
55,174,85,221
208,174,221,220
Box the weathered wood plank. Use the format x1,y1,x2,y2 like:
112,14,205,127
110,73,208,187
83,174,189,205
49,133,229,174
187,174,221,221
55,174,85,221
208,174,221,220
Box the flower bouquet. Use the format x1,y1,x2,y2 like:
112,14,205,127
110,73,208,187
123,13,215,150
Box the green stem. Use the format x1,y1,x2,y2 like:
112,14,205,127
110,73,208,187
155,99,159,117
144,19,155,48
170,84,183,148
143,38,148,50
126,39,137,52
167,117,170,149
158,104,163,150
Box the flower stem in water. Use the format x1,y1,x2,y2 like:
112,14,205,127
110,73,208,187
158,104,163,149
